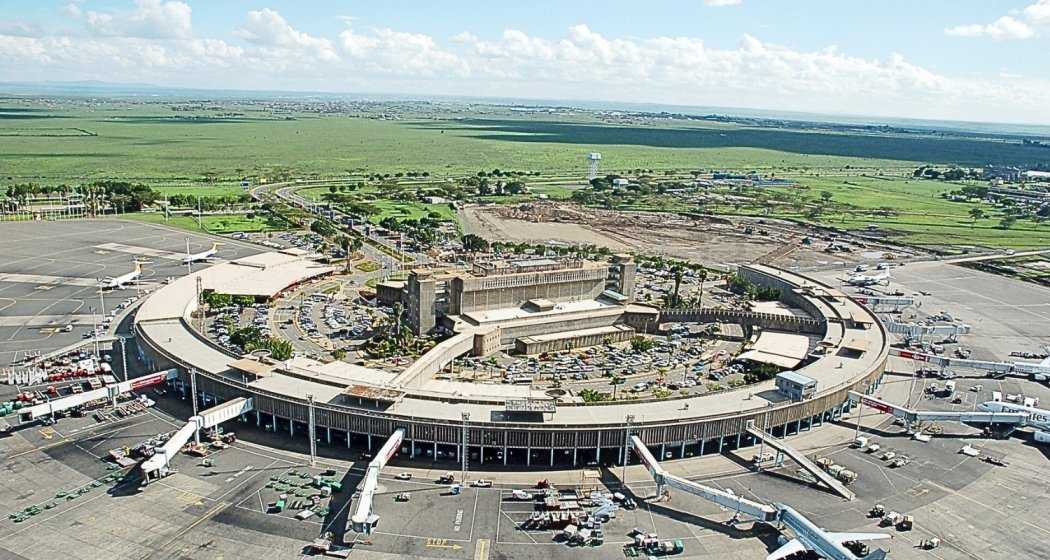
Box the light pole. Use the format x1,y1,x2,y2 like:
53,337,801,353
116,336,128,382
461,411,470,482
307,394,317,467
190,368,200,444
621,414,635,485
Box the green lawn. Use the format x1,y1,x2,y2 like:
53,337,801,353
124,211,290,234
699,174,1050,249
367,199,458,225
151,184,247,198
7,98,1050,187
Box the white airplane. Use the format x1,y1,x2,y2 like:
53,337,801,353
977,400,1050,441
770,504,889,560
183,242,221,264
101,261,142,290
845,271,890,287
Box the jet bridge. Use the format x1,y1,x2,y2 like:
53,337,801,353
350,428,405,533
852,294,916,311
630,435,777,522
630,435,888,560
141,397,253,483
848,391,1027,429
17,369,176,422
745,424,855,501
884,318,970,341
892,349,1050,381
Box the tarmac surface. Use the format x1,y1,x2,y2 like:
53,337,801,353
0,219,261,365
1,223,1049,560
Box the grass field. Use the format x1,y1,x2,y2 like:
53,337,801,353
151,184,248,198
7,98,1050,186
368,200,458,224
124,212,289,234
703,174,1050,249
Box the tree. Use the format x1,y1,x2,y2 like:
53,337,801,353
630,336,655,353
819,191,833,205
461,233,489,252
204,292,233,308
670,264,685,308
968,207,985,226
998,215,1018,230
696,269,708,307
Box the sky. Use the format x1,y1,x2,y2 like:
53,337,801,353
2,0,1050,124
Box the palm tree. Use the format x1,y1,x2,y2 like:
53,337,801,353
696,269,708,308
671,264,685,308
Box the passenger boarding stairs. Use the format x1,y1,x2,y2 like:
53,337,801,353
745,422,855,501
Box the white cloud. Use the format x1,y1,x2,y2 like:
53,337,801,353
945,16,1034,40
704,0,743,6
80,0,193,40
945,0,1050,40
1024,0,1050,25
3,17,1050,123
339,26,467,76
235,8,339,62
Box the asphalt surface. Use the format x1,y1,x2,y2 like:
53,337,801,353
0,219,263,366
2,224,1049,560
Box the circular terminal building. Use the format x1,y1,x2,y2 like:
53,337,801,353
135,252,888,468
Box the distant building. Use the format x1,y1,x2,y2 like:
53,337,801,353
984,165,1022,182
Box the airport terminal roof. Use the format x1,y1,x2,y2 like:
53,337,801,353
140,261,889,427
518,324,633,344
203,253,336,298
461,298,622,325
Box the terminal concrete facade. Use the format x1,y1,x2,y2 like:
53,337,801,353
402,255,637,335
135,257,889,469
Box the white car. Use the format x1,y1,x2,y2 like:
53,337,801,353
472,479,493,488
394,472,412,480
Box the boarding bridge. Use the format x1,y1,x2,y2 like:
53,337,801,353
17,369,176,422
351,428,405,533
631,435,890,560
892,349,1050,381
852,295,916,311
630,435,778,522
141,397,254,483
884,318,970,341
744,424,855,501
848,391,1028,430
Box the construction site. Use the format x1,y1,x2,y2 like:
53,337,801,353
460,202,927,271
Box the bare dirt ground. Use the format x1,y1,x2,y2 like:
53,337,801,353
460,202,921,269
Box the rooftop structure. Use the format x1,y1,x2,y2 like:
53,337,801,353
135,259,889,469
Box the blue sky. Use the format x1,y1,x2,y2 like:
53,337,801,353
3,0,1050,124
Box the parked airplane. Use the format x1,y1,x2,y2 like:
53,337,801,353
183,242,221,264
101,261,142,290
769,504,889,560
845,272,890,287
977,400,1050,441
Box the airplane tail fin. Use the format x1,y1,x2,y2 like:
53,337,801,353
864,549,888,560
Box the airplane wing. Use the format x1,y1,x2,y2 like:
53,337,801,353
1040,355,1050,367
766,539,806,560
827,531,892,543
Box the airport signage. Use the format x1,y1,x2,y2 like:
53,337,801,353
861,397,894,415
505,398,556,413
130,371,169,391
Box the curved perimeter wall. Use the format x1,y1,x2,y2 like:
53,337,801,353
136,263,889,467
